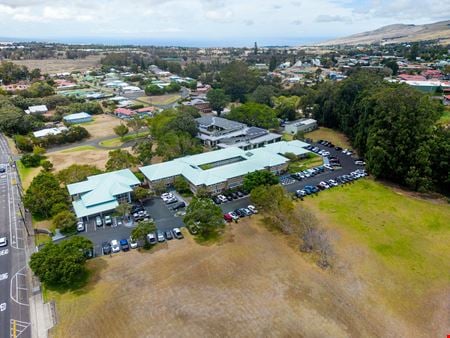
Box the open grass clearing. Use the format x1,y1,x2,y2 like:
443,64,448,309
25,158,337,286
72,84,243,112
288,153,323,173
305,127,352,149
47,146,129,172
10,55,102,74
137,93,180,105
46,180,450,338
81,114,123,139
60,145,98,153
16,160,40,190
99,131,149,148
302,179,450,335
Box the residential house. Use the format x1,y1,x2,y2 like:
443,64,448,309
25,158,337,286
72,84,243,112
25,105,48,115
63,112,93,124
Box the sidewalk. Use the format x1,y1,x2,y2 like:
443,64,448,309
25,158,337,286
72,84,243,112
29,286,55,338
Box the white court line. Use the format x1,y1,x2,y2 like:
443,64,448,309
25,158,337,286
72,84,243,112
9,266,29,307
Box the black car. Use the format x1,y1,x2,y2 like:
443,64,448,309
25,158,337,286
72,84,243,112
226,194,233,201
231,192,239,199
102,242,112,255
234,209,245,217
212,196,221,204
335,146,343,151
236,191,244,198
0,166,5,173
171,201,186,210
164,230,173,240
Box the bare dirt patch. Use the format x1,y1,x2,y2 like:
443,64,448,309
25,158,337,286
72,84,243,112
11,55,102,74
305,127,353,149
48,216,432,338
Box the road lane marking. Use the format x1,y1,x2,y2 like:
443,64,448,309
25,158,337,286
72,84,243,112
0,272,8,281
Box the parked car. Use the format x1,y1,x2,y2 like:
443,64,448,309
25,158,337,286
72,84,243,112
296,190,306,197
164,230,173,240
111,240,120,253
161,192,174,201
172,228,183,239
76,221,85,232
228,211,239,221
104,215,112,226
234,209,245,217
248,205,258,214
242,208,253,216
236,191,244,198
171,202,186,210
120,239,129,251
224,213,233,222
129,236,138,249
212,196,221,204
147,233,157,245
95,216,103,227
0,165,5,173
218,195,228,203
355,160,365,165
165,197,178,204
231,192,239,199
0,236,8,247
102,242,111,255
157,231,165,242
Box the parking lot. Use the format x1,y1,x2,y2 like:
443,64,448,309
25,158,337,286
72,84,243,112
74,192,187,256
218,141,363,214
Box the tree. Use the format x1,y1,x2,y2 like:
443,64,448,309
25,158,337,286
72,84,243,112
132,139,153,165
113,124,129,140
206,89,230,115
52,210,77,234
133,187,150,203
29,237,93,288
156,132,202,160
131,220,156,243
165,112,198,137
220,61,258,102
250,85,276,106
243,170,279,192
115,202,132,218
41,160,53,172
105,149,138,171
56,164,102,185
151,181,167,195
14,135,33,152
273,96,300,121
173,176,190,194
269,55,278,71
145,84,164,96
227,102,278,129
20,154,42,168
384,60,399,75
126,115,145,133
184,197,224,238
23,172,69,218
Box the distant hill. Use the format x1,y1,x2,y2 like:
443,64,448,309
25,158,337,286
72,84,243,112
317,20,450,46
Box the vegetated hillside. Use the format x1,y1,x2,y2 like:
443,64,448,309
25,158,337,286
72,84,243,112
317,20,450,45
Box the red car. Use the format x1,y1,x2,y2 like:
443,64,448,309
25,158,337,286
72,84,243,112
223,213,233,222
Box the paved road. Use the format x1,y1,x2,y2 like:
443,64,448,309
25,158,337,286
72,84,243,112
0,135,31,338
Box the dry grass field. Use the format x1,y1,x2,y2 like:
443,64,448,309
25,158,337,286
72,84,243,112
82,114,123,139
47,181,450,338
11,55,102,74
305,127,353,149
137,94,181,105
47,146,129,171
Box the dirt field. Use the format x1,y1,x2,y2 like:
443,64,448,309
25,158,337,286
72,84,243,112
47,188,449,338
82,114,123,139
138,94,180,105
11,55,102,74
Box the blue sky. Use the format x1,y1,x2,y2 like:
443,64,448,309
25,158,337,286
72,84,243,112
0,0,448,46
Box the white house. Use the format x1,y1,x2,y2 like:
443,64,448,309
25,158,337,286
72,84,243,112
25,105,48,115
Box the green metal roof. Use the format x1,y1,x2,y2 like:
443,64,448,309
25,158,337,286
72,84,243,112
139,140,310,187
73,199,118,218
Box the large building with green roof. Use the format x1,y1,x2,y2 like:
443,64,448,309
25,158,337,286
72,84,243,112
139,140,310,195
67,169,140,220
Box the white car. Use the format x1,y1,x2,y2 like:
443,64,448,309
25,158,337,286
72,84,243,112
104,215,112,226
147,233,157,245
248,205,258,214
161,192,174,202
129,237,138,249
227,211,239,221
157,231,165,242
76,221,85,232
319,181,330,189
218,195,228,203
0,237,7,247
110,240,120,253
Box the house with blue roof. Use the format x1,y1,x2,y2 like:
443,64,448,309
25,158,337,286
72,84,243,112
63,112,93,124
67,169,140,220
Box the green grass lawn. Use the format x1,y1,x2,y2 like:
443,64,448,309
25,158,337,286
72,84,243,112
61,145,98,153
17,160,41,189
288,153,323,173
303,179,450,311
99,132,149,148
